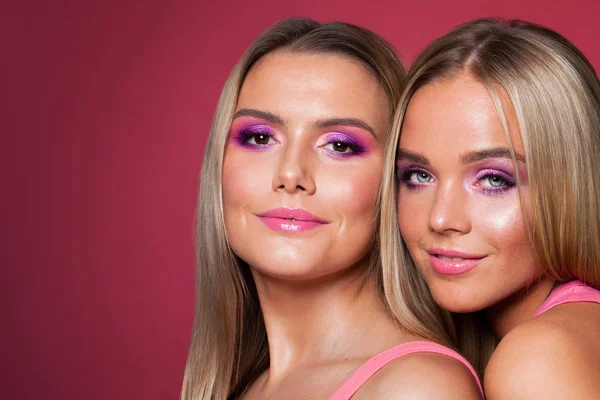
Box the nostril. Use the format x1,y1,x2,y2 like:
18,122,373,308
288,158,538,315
272,169,315,194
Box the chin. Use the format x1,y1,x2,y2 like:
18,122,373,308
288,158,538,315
427,280,491,314
240,246,327,281
249,259,333,282
246,251,367,283
437,300,486,314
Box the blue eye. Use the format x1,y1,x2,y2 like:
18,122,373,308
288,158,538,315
410,171,433,183
397,166,434,190
480,175,506,188
474,170,516,195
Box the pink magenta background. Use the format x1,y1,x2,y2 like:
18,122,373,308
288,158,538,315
4,0,599,398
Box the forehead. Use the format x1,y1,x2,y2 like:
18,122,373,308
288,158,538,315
236,51,390,136
400,72,523,154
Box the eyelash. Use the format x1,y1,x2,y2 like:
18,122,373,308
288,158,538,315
321,134,366,157
235,127,278,148
397,166,434,190
397,167,517,194
475,171,516,194
235,128,366,157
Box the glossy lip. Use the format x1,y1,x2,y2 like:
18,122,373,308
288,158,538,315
255,207,330,233
426,248,486,276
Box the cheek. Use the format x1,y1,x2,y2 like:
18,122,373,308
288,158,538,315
397,187,429,248
471,193,527,249
222,147,271,215
323,160,383,222
471,193,540,285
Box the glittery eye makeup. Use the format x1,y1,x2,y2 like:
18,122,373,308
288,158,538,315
229,117,375,157
231,123,279,150
396,164,435,190
473,168,516,195
320,132,369,158
396,162,520,195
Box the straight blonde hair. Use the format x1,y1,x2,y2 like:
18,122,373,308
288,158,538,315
181,17,446,399
380,18,600,376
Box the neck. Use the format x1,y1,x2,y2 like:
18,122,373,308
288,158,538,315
251,263,405,380
486,276,556,339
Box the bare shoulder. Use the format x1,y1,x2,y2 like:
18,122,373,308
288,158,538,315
485,303,600,400
352,351,482,400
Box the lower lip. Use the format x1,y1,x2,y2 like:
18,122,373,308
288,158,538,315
429,255,483,276
258,217,325,232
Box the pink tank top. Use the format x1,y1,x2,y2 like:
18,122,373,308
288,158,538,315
532,280,600,318
328,341,484,399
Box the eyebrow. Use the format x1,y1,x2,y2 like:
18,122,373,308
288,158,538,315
460,147,526,164
314,118,377,138
397,149,430,165
232,109,286,126
232,109,377,138
397,147,526,165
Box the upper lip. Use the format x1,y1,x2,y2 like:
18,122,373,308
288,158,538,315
427,248,485,259
256,207,329,223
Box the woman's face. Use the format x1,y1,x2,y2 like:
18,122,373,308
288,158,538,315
223,51,390,281
397,72,540,313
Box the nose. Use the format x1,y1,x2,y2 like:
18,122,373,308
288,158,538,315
272,144,316,195
428,180,471,235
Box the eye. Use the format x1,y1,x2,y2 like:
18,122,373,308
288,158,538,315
474,170,517,195
397,166,435,189
410,171,433,183
480,174,507,188
245,133,275,146
325,141,353,153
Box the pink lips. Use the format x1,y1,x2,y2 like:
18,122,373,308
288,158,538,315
427,248,485,276
256,208,329,232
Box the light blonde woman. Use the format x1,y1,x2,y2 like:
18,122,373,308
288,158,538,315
182,17,482,400
381,18,600,399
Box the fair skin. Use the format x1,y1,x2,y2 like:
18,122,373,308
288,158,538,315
223,51,481,399
397,71,600,399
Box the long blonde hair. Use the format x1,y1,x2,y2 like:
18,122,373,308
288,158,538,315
381,18,600,375
181,17,412,400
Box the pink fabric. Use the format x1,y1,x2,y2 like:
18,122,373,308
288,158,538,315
328,341,484,399
532,280,600,318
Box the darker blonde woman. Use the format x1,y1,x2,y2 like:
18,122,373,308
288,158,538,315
183,17,483,400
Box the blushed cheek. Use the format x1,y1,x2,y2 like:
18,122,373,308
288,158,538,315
332,165,382,224
222,155,244,216
222,161,241,242
397,196,424,250
222,150,269,234
223,167,254,209
473,195,526,246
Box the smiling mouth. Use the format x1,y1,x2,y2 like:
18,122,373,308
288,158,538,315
255,207,329,233
257,216,326,232
427,249,485,260
426,249,486,275
434,255,471,260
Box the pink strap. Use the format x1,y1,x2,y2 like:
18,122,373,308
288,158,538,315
533,280,600,318
328,341,483,400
